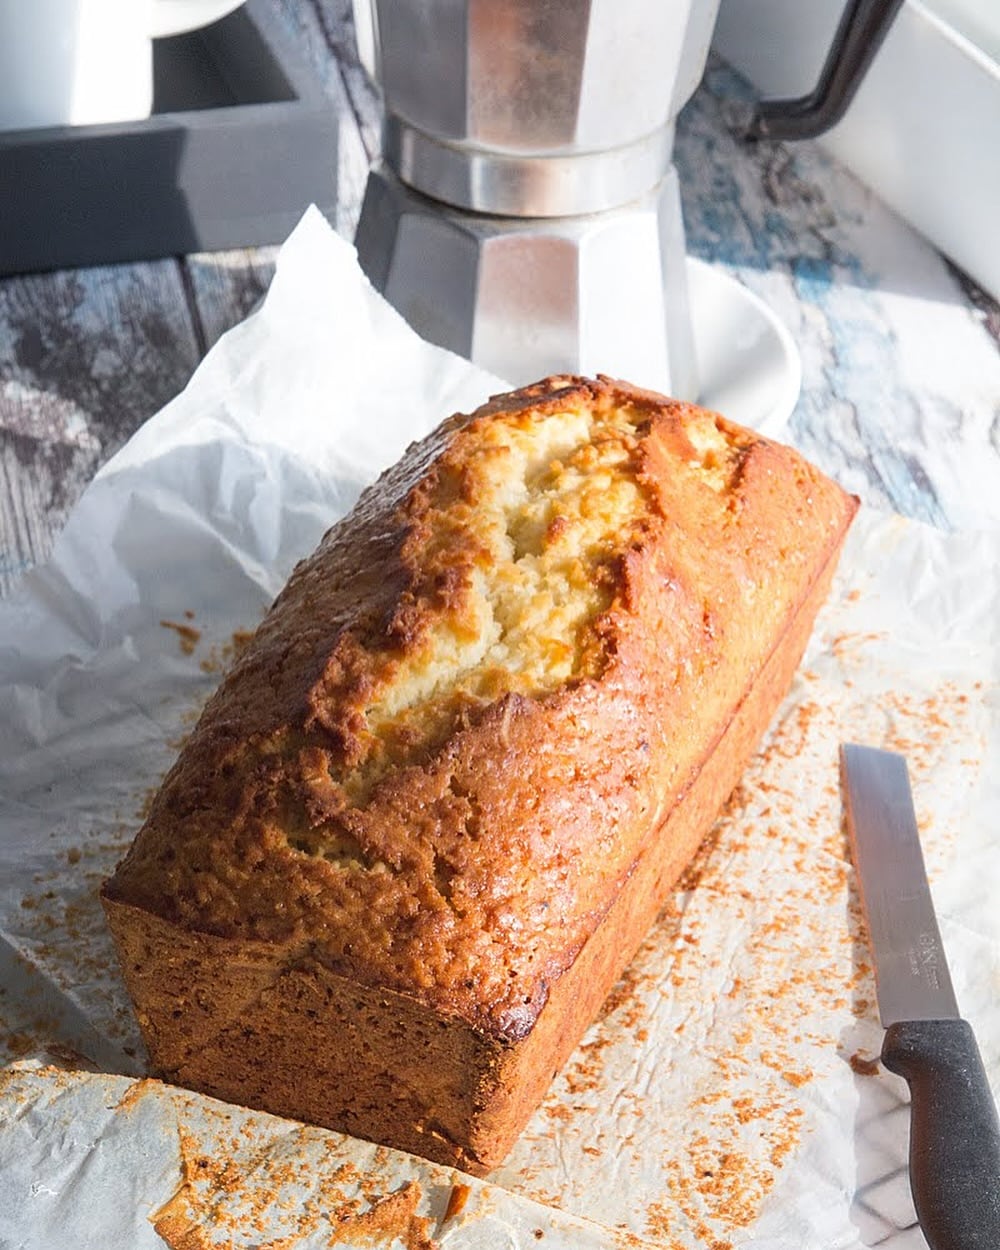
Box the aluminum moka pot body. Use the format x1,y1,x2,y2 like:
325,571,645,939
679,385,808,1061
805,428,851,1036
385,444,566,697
353,0,724,394
355,0,904,389
361,0,721,217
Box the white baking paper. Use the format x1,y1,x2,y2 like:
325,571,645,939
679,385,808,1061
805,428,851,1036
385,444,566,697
0,1063,647,1250
1,207,998,1250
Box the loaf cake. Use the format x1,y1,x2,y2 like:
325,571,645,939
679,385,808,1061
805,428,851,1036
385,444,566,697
102,376,857,1174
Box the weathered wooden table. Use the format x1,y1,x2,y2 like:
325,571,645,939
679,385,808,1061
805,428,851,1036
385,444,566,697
1,0,998,601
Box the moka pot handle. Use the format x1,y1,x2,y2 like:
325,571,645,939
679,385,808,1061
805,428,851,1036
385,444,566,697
748,0,905,140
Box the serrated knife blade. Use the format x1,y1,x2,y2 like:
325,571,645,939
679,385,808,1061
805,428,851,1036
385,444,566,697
841,743,1000,1249
842,743,958,1026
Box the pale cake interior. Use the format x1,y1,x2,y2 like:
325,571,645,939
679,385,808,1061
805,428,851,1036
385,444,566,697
324,398,742,825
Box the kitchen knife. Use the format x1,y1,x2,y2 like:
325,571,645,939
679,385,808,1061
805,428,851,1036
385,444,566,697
841,743,1000,1249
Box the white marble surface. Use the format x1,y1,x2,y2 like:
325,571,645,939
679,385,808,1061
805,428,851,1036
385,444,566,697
674,60,1000,531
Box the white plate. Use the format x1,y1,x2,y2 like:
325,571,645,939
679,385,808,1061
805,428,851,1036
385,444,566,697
688,257,802,437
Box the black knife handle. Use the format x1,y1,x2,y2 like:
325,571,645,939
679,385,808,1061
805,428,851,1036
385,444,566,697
882,1018,1000,1248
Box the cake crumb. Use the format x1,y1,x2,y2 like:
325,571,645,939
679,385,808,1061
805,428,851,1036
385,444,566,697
114,1077,160,1112
329,1183,436,1248
198,627,255,675
160,620,202,655
231,628,254,653
849,1051,880,1077
441,1181,471,1226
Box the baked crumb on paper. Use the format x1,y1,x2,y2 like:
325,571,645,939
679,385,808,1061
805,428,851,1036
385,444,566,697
0,1065,647,1250
0,210,997,1249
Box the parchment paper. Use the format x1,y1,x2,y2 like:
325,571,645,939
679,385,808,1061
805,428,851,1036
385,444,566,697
1,208,998,1250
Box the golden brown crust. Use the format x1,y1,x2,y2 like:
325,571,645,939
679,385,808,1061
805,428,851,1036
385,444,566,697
102,375,857,1168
